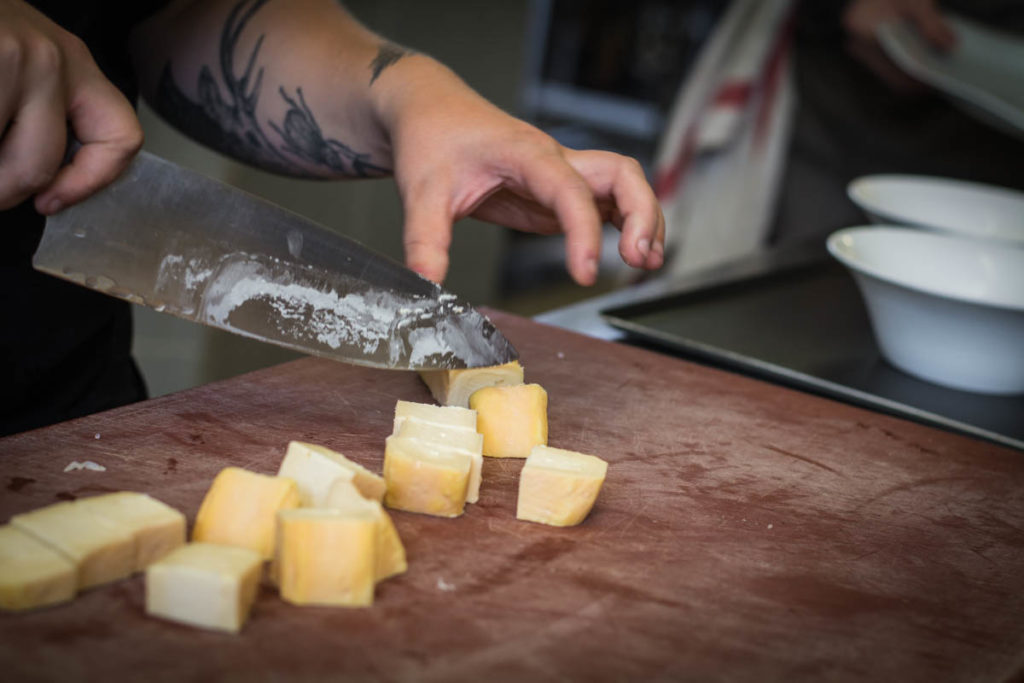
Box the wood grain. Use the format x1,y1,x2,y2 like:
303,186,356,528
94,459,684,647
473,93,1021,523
1,310,1022,682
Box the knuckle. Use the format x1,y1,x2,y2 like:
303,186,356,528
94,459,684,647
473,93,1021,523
0,34,25,71
24,35,63,74
120,124,145,157
623,155,644,175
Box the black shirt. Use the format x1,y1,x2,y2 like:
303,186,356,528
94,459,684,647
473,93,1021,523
1,1,169,436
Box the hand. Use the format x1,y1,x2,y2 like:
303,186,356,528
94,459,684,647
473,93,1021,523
383,63,664,286
842,0,956,92
0,0,143,214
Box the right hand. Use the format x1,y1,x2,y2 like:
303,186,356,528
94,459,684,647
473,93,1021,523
0,0,143,215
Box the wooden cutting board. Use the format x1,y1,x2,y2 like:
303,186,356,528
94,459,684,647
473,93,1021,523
2,310,1022,682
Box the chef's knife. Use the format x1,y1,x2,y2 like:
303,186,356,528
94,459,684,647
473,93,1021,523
32,151,517,370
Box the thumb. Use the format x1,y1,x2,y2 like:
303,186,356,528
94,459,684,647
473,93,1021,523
401,186,453,284
35,66,142,214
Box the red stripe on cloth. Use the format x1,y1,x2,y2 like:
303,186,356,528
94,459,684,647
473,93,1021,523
654,126,699,201
713,81,753,108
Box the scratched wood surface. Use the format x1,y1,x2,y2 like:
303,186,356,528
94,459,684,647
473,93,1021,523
1,310,1023,682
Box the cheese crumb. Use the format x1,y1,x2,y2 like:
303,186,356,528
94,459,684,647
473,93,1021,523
63,461,107,473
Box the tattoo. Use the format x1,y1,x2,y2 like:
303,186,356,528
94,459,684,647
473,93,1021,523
153,0,389,177
368,43,411,85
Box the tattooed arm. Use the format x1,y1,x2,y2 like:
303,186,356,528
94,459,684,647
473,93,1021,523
128,0,663,284
130,0,663,282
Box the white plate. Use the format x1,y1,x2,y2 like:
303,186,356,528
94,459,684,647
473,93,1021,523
827,226,1024,395
877,14,1024,136
848,175,1024,245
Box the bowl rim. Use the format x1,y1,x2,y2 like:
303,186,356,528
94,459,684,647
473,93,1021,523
846,174,1024,244
826,225,1024,313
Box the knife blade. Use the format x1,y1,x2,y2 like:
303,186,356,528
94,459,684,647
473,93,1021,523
32,151,517,370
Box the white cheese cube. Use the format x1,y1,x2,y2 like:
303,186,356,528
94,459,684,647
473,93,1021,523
146,543,262,633
395,417,484,504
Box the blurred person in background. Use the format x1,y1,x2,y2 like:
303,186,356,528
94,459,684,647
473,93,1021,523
771,0,1024,245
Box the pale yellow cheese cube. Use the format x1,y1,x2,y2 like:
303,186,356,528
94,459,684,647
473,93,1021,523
470,383,548,458
75,492,186,571
278,441,385,505
392,400,476,434
276,508,376,607
11,502,135,590
516,445,608,527
324,479,407,582
192,467,300,559
145,542,262,633
383,436,472,518
0,525,77,611
396,417,484,504
419,361,524,407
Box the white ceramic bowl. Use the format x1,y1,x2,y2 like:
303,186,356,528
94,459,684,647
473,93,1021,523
847,175,1024,246
827,226,1024,395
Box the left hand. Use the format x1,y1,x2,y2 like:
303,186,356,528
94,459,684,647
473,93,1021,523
382,64,665,286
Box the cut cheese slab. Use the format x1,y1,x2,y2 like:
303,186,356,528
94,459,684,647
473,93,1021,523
393,400,476,434
0,525,77,611
146,543,262,633
419,361,524,407
192,467,300,559
276,508,376,607
383,436,472,518
278,441,385,505
75,493,185,571
470,383,548,458
517,445,608,527
11,502,135,590
324,479,407,582
396,417,484,504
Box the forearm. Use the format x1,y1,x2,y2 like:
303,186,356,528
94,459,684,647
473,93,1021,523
130,0,464,178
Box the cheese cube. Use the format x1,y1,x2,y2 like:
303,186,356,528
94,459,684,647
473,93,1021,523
278,441,385,505
383,436,472,517
517,445,608,527
324,479,407,582
192,467,300,559
276,508,376,607
469,383,548,458
396,417,484,504
75,493,186,570
11,502,135,590
0,525,77,611
393,400,476,434
146,543,262,633
419,361,524,407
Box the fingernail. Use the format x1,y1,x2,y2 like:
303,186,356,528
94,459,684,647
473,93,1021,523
637,238,650,257
46,199,63,214
652,240,664,256
585,257,598,283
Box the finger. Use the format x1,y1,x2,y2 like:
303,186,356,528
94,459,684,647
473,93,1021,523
647,201,666,270
567,150,661,270
401,179,454,284
518,154,601,286
0,76,65,210
35,72,142,214
906,0,956,50
0,44,20,132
